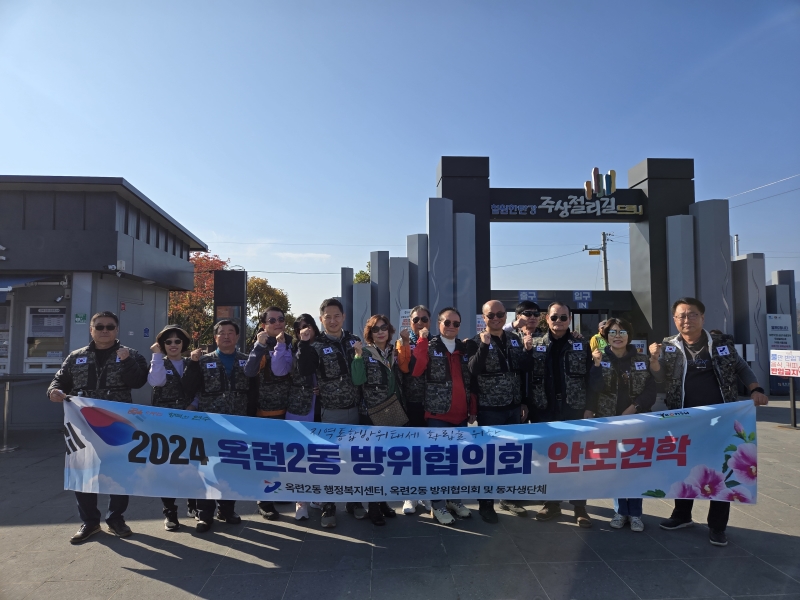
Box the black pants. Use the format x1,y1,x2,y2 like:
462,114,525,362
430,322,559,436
75,492,128,527
196,499,236,522
405,401,426,427
161,498,196,516
538,403,587,509
477,405,520,505
672,499,730,531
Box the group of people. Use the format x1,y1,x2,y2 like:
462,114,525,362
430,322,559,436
47,295,768,548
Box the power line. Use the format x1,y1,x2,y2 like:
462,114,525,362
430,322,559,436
726,174,800,199
729,187,800,209
210,242,405,247
492,250,584,269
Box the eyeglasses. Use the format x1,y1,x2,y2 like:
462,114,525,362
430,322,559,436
92,324,117,331
265,316,285,324
549,315,569,322
163,339,182,346
607,330,627,337
412,316,429,324
519,310,540,318
440,320,461,328
485,311,506,320
370,324,389,333
674,312,701,321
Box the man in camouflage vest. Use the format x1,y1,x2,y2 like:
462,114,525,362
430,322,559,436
531,301,594,527
244,306,292,521
183,319,258,533
651,297,768,547
470,299,534,523
396,304,431,428
48,311,148,544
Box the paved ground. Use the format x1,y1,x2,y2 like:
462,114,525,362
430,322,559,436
1,400,799,600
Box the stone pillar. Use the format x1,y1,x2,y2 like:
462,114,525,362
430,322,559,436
340,267,354,333
69,272,93,351
665,215,695,322
628,158,695,342
370,251,390,317
407,234,428,308
732,253,768,385
352,283,372,340
454,213,477,339
766,284,792,316
689,200,733,334
389,257,409,332
427,198,454,335
771,270,798,350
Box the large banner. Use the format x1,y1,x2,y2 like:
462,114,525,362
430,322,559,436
64,397,758,504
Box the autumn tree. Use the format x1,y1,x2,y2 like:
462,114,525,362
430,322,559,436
246,276,294,343
353,261,370,284
168,253,229,347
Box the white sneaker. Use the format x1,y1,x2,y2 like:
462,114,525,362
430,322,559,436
402,500,416,515
309,502,322,510
610,513,628,529
432,506,456,525
630,516,644,532
446,501,471,518
295,502,309,521
418,499,432,512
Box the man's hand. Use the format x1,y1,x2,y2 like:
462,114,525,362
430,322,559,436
185,403,198,412
190,348,203,362
621,404,637,416
480,330,491,345
583,409,595,419
299,327,312,342
649,343,662,362
116,348,130,361
592,349,602,367
523,333,533,351
256,330,269,346
399,328,410,344
750,390,769,406
353,341,363,357
520,405,529,422
276,331,285,345
513,316,527,330
419,327,429,339
572,331,584,340
468,414,477,425
49,389,66,403
150,342,161,353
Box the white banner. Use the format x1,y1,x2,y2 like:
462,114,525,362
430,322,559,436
64,397,758,504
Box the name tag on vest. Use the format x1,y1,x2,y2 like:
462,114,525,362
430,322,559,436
717,346,730,356
634,362,647,371
463,355,469,362
206,362,217,369
665,345,676,353
238,360,247,367
433,351,443,357
488,344,493,349
166,370,173,375
572,343,583,351
323,347,334,354
76,357,87,364
601,361,611,368
410,344,416,350
349,340,356,346
115,356,121,362
368,357,377,363
536,346,547,352
511,340,519,347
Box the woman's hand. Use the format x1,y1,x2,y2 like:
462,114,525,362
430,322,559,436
592,349,602,367
353,341,363,357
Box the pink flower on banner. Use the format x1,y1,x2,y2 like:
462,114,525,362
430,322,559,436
669,480,699,498
728,443,757,485
734,421,745,436
684,465,726,499
723,486,753,503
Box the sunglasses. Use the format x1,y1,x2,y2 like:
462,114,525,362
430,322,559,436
549,315,569,322
520,310,540,318
607,330,628,337
92,324,117,331
440,319,461,328
265,316,285,324
412,316,429,324
370,324,389,333
485,311,506,320
163,339,182,346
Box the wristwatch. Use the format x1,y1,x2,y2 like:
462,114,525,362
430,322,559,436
750,387,765,395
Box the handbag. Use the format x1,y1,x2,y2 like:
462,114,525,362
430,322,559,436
367,393,409,427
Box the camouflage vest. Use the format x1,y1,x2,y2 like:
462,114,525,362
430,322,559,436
402,338,427,404
360,345,398,411
423,336,471,414
661,332,739,409
311,331,362,409
596,352,650,417
255,340,292,412
529,333,590,410
65,342,140,402
471,330,525,408
198,351,251,415
152,357,191,408
287,355,315,417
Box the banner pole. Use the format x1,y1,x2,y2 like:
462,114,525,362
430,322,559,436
0,380,19,453
791,378,797,429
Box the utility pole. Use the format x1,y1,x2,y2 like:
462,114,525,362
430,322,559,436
583,232,613,291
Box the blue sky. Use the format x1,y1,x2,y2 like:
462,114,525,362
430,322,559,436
1,1,798,317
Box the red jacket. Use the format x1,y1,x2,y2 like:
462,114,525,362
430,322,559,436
411,337,476,425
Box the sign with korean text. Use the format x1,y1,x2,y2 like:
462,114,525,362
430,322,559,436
770,350,800,377
518,291,538,302
489,188,646,223
767,314,794,351
64,397,758,504
399,309,412,331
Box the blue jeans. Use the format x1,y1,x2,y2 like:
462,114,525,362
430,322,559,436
75,492,128,527
615,498,643,517
427,417,467,509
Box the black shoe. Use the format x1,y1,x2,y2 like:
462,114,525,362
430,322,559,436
258,502,280,521
535,503,562,521
368,503,386,526
709,528,728,546
106,520,132,538
321,503,337,529
574,506,593,528
379,502,397,518
346,502,367,520
659,517,694,530
216,511,242,524
196,520,212,533
499,499,528,516
478,501,499,524
70,523,101,545
164,511,180,531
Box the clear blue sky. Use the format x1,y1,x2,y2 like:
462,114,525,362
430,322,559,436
1,1,798,318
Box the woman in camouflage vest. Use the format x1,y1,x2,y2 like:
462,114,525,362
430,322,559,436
586,317,656,532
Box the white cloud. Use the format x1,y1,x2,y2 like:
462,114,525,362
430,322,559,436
273,252,331,262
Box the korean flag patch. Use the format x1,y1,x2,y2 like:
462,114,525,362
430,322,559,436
323,347,334,355
572,343,583,351
511,339,519,347
206,362,217,369
238,360,247,367
115,356,121,362
665,345,676,353
536,346,547,352
349,340,356,346
634,362,647,371
75,357,87,365
600,361,611,368
717,346,730,356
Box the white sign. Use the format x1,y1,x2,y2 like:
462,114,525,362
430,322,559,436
767,314,794,351
631,340,647,355
399,309,412,331
476,315,486,334
770,350,800,377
